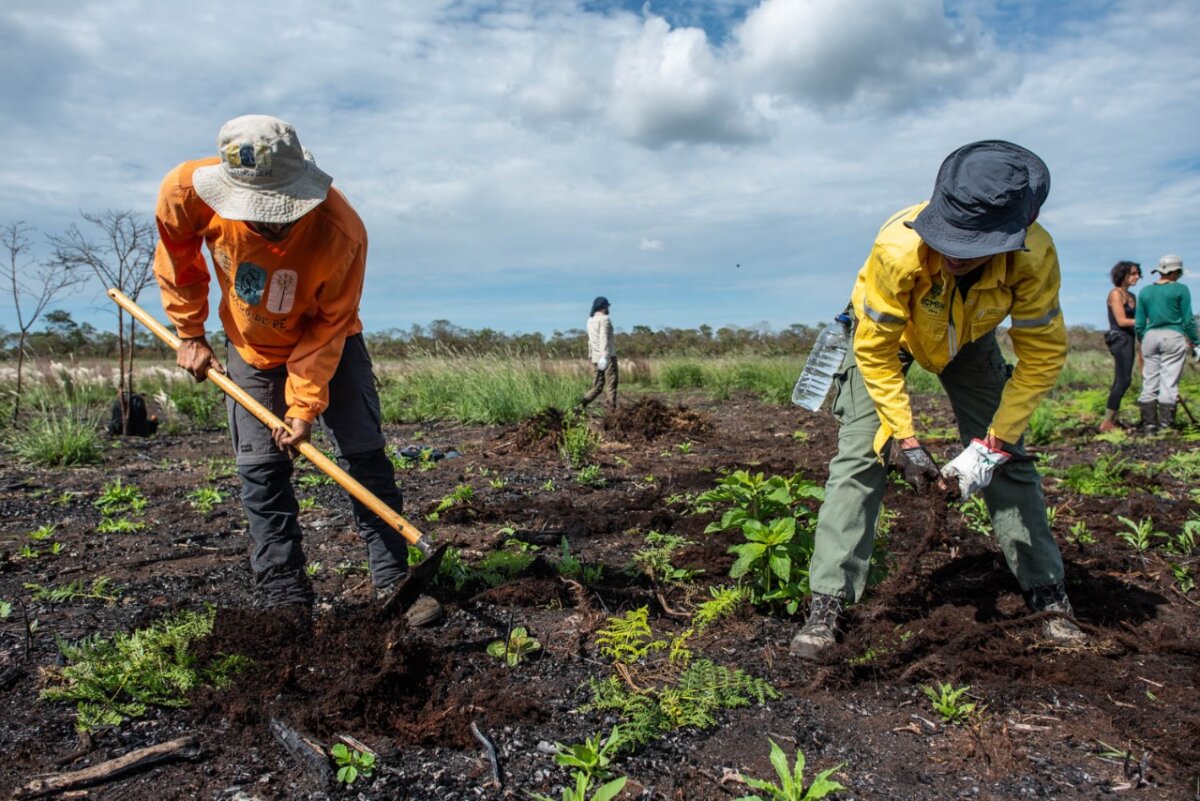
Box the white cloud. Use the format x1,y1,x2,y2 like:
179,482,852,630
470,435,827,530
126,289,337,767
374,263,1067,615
639,238,665,251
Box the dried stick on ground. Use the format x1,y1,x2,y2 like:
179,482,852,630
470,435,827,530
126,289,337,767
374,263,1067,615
270,718,333,787
11,735,201,799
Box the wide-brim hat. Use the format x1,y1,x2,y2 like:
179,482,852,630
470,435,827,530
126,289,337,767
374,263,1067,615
907,140,1050,260
193,115,332,224
1153,254,1184,275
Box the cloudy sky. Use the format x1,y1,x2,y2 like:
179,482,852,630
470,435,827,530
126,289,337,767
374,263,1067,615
1,0,1198,338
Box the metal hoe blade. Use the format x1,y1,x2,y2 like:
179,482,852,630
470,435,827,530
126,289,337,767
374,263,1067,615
380,545,448,619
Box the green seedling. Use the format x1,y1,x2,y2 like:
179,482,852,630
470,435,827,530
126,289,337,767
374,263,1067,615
552,726,624,781
28,524,57,542
298,472,334,488
693,585,749,633
305,561,323,578
47,542,65,555
41,606,251,731
94,478,147,516
487,626,541,667
543,479,557,492
97,517,146,534
432,484,475,516
734,739,846,801
298,497,320,511
16,544,39,560
1115,516,1166,553
0,600,12,619
187,486,226,513
959,495,990,536
922,682,980,725
631,531,702,585
558,538,604,585
1169,562,1195,595
54,491,77,507
559,415,600,468
530,773,627,801
1067,521,1095,546
489,477,508,489
575,465,606,488
25,577,119,604
675,441,694,455
331,742,376,785
727,517,813,615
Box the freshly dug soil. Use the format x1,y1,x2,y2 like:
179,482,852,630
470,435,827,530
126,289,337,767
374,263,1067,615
1,391,1197,800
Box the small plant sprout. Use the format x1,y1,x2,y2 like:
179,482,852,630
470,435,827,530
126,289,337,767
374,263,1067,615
1115,516,1166,553
96,517,146,535
28,524,57,542
552,726,624,782
1067,521,1095,546
959,495,991,536
734,739,846,801
330,741,376,785
922,682,981,725
94,478,147,516
489,477,508,489
298,497,320,511
25,577,119,604
530,773,628,801
305,561,323,578
576,465,606,488
543,478,557,492
187,486,225,513
0,600,12,620
675,441,694,455
487,626,541,667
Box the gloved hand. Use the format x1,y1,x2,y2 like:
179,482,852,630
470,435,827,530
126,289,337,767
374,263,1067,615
888,440,941,494
940,438,1011,500
1192,344,1200,364
597,357,608,371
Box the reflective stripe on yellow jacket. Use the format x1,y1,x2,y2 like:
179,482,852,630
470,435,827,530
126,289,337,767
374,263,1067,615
850,203,1067,453
153,158,367,423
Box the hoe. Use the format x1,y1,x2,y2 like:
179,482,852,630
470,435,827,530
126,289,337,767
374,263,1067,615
107,288,446,619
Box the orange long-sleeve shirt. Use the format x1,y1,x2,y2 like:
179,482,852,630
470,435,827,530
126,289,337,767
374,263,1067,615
153,158,367,422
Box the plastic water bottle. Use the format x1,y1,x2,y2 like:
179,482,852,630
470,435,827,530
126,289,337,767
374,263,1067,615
791,313,852,410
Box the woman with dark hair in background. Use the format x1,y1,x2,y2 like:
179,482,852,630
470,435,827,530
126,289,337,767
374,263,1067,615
1100,260,1141,432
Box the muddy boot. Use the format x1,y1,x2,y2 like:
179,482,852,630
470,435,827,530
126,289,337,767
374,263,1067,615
1138,401,1158,434
789,593,843,661
1025,582,1086,645
1159,403,1177,431
1098,409,1118,434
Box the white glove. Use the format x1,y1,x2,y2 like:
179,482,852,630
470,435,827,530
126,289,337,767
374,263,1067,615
1192,345,1200,364
940,439,1011,501
597,358,608,371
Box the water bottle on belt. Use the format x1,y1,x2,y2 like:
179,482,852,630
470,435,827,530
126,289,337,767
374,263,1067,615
792,312,852,410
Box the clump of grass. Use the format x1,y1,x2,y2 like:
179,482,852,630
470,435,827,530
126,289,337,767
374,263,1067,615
40,605,251,731
11,403,102,466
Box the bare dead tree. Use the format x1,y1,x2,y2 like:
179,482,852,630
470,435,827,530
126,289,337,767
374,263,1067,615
1,221,86,423
48,210,156,434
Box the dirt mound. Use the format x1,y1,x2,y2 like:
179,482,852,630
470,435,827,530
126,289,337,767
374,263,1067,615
509,406,568,452
603,397,711,441
192,605,546,750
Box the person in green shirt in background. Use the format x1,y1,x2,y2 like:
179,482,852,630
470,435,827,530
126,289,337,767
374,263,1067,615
1134,254,1199,432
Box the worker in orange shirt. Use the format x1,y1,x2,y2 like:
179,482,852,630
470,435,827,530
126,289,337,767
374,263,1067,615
153,115,439,625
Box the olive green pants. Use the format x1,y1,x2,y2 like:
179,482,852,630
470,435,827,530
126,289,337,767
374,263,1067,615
807,333,1064,603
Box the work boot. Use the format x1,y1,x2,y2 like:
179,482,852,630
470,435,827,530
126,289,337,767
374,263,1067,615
374,584,443,627
789,593,843,661
1138,401,1158,434
1159,403,1178,431
1025,582,1087,645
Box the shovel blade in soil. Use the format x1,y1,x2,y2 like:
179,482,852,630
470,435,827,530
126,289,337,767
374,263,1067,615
380,544,448,619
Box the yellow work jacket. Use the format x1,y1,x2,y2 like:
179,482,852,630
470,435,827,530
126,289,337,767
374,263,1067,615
850,203,1067,453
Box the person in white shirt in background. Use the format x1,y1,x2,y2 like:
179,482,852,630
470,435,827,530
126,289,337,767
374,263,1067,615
579,296,618,412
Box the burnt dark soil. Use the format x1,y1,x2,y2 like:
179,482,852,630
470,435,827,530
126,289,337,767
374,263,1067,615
1,391,1198,800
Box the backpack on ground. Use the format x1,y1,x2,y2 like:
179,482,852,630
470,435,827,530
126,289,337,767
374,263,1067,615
108,392,159,437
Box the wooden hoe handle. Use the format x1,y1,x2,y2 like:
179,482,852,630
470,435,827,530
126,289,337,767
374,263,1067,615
107,288,433,555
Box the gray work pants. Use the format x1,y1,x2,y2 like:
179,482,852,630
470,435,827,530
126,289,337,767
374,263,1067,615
1138,328,1188,405
806,333,1065,603
226,334,408,605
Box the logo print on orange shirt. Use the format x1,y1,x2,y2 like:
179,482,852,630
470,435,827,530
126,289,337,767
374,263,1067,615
235,262,267,306
266,270,298,314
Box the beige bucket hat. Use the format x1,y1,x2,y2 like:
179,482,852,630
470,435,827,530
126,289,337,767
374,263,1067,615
193,115,333,224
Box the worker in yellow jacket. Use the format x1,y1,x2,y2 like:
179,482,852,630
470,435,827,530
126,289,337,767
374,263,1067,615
791,140,1084,661
153,115,439,625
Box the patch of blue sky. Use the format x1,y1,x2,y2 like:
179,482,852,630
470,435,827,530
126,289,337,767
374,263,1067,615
945,0,1112,45
580,0,757,44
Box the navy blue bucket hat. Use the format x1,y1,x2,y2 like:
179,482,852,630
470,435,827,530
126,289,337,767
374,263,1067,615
908,140,1050,260
590,296,610,315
